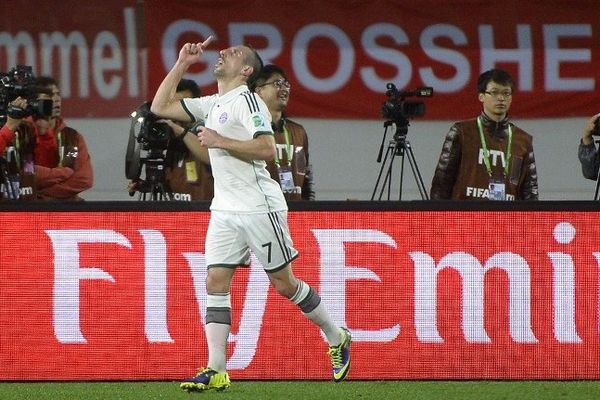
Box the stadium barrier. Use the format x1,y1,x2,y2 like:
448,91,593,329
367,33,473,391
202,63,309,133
1,201,600,380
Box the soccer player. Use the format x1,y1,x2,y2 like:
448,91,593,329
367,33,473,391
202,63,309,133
150,37,351,392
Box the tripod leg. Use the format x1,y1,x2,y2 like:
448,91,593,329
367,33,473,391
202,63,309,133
371,143,394,200
383,151,396,201
398,147,405,201
403,141,429,200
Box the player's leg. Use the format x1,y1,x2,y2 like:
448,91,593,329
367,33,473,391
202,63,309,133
268,265,352,382
181,212,249,392
246,210,352,381
180,265,236,392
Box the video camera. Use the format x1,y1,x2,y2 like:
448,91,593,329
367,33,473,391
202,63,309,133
132,102,172,152
0,65,53,125
125,101,173,180
381,83,433,124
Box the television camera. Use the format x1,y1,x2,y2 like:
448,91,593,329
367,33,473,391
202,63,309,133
381,83,433,135
125,101,175,200
372,84,433,201
0,65,53,125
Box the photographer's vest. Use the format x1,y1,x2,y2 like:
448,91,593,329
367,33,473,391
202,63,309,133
265,118,310,201
0,125,79,200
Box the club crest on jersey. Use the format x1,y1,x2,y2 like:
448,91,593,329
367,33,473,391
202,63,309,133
219,112,228,124
253,115,267,128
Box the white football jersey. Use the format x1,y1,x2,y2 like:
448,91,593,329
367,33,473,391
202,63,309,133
182,85,287,213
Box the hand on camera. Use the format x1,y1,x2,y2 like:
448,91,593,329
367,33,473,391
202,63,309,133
4,97,28,131
583,112,600,145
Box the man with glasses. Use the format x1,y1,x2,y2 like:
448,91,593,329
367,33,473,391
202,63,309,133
430,68,538,200
251,64,314,200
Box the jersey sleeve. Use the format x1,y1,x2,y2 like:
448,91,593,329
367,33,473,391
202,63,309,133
240,92,273,138
181,95,215,123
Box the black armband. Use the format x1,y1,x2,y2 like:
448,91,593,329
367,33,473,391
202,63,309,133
179,127,190,140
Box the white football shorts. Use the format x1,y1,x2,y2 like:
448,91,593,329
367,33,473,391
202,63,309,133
205,210,299,272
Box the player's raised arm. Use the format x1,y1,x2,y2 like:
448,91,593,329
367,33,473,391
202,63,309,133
151,37,213,121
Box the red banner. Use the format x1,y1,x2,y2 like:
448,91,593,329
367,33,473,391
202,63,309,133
2,1,599,119
0,0,143,118
143,0,600,119
1,208,600,380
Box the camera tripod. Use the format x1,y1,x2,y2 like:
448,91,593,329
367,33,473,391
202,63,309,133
0,152,20,200
133,152,173,201
125,113,173,202
371,120,429,201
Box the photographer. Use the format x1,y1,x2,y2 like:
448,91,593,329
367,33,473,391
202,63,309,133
430,69,538,201
251,65,314,200
128,79,213,201
1,76,93,200
577,112,600,180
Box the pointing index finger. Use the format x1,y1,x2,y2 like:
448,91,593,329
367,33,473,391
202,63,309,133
200,36,214,50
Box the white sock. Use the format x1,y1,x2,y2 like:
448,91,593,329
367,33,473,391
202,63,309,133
304,301,342,346
205,293,231,372
206,322,230,372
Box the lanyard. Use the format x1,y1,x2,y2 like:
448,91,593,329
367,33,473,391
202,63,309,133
14,133,21,168
57,131,63,167
274,125,292,168
477,117,512,177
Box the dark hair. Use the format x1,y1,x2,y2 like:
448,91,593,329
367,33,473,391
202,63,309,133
249,64,287,91
35,76,58,95
245,46,264,88
176,78,201,97
477,69,515,93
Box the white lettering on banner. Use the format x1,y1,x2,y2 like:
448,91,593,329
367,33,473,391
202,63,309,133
93,32,122,98
419,24,470,92
592,251,600,335
40,31,88,98
45,229,131,344
0,8,138,99
0,17,596,107
157,21,594,94
0,32,36,67
361,23,412,92
124,7,139,97
292,23,355,92
182,252,208,325
544,24,593,91
312,229,401,342
139,230,173,343
226,254,270,369
162,19,219,86
549,222,582,343
410,251,538,343
42,222,592,350
480,25,533,91
230,23,282,65
184,252,270,370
